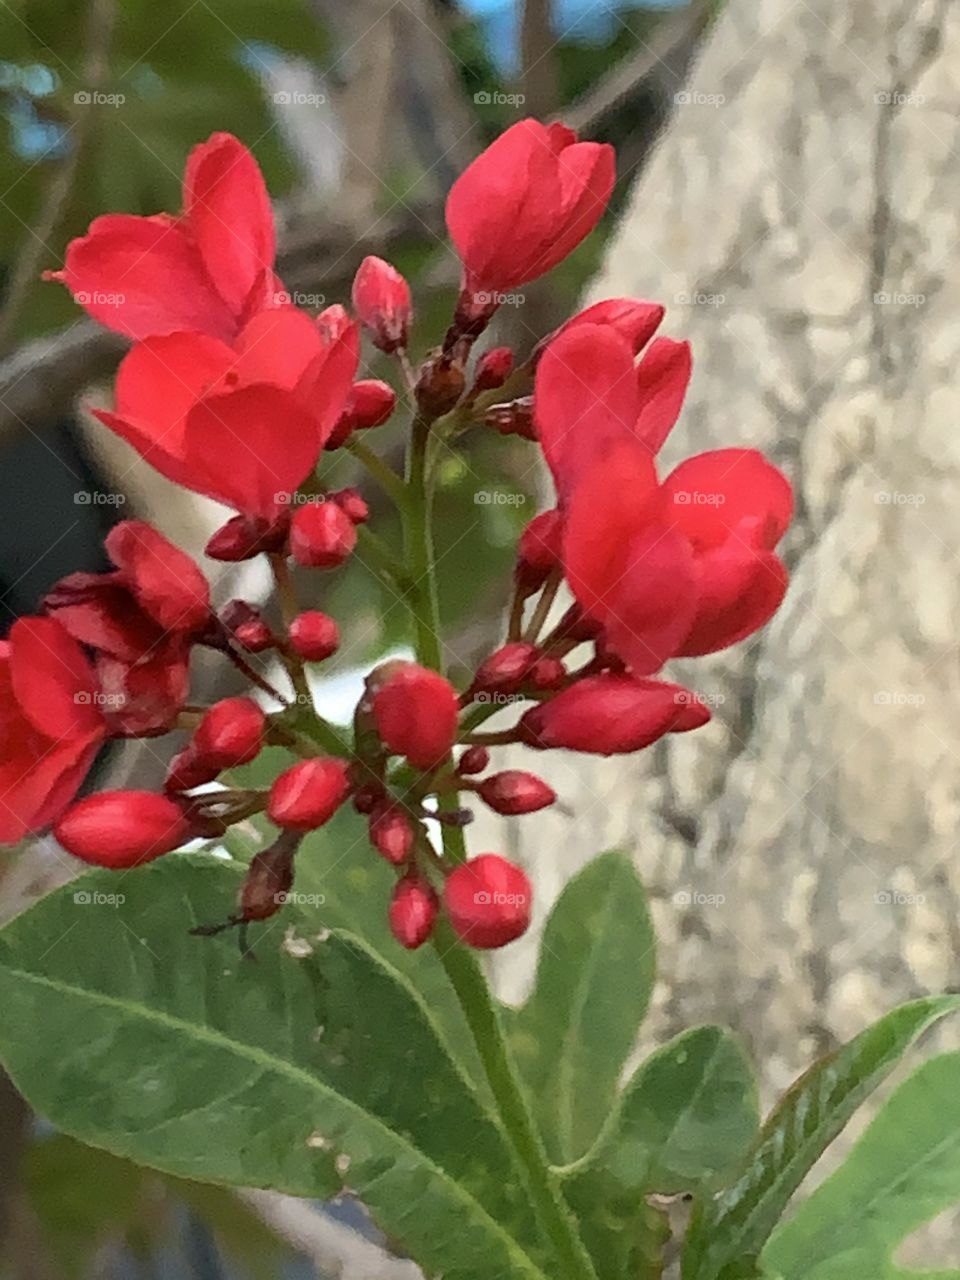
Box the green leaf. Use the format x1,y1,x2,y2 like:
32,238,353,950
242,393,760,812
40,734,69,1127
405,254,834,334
562,1027,758,1278
763,1051,960,1280
682,996,960,1280
508,850,656,1164
0,856,550,1280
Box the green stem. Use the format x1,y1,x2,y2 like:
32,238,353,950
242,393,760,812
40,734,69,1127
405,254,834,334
404,414,598,1280
346,438,408,509
432,921,598,1280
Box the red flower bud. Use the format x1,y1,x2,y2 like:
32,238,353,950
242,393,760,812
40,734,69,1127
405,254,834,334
289,501,357,569
444,854,532,949
474,642,538,692
288,611,340,662
477,770,556,815
326,380,397,449
352,256,412,353
389,875,439,950
369,802,415,865
55,791,193,867
529,656,566,690
329,487,369,524
472,346,514,394
267,758,351,830
165,746,219,793
234,618,275,652
371,662,459,770
485,396,536,440
206,514,289,562
517,674,711,755
457,745,490,776
194,697,265,769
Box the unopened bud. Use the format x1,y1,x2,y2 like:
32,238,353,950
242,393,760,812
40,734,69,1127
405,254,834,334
289,501,357,569
288,611,340,662
444,854,532,949
326,380,397,449
268,758,351,831
352,256,412,353
485,396,536,440
474,642,539,693
55,791,193,867
329,487,369,524
194,697,266,769
206,514,289,562
389,875,439,950
369,802,415,865
416,351,466,419
472,346,514,394
477,770,555,815
457,745,490,776
371,662,459,770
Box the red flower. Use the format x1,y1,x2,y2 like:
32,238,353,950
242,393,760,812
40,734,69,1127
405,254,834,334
0,618,106,843
49,133,280,342
535,323,691,497
446,120,614,306
94,309,358,518
518,674,710,755
351,256,412,353
45,521,211,735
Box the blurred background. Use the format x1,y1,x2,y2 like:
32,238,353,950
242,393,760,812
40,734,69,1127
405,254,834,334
4,0,960,1274
0,0,713,1275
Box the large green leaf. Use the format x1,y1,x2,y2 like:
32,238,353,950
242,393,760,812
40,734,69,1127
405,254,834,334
0,856,550,1280
682,996,960,1280
763,1050,960,1280
508,850,656,1164
562,1027,758,1278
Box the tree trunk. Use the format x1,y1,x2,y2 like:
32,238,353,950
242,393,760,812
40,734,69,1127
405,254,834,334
481,0,960,1099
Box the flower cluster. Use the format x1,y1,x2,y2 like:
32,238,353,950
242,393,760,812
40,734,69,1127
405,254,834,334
3,120,791,953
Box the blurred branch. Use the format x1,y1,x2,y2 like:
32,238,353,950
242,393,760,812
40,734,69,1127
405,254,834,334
0,0,117,356
519,0,561,119
562,0,716,135
237,1189,423,1280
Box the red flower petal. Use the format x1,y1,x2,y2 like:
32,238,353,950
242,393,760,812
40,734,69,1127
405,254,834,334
9,617,102,740
633,338,692,453
58,214,236,341
661,448,793,550
182,132,276,319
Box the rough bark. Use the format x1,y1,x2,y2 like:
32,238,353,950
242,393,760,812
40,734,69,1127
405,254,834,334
478,0,960,1101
